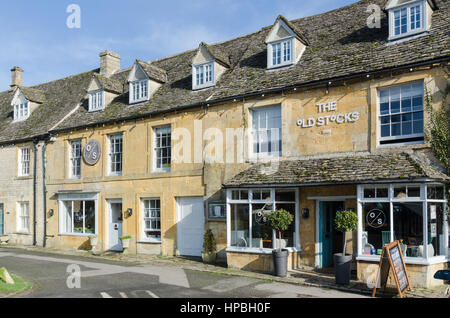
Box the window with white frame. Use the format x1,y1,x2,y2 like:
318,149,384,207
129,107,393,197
389,1,427,40
108,134,123,175
19,147,30,177
228,189,298,250
379,81,424,145
130,79,149,103
14,101,30,121
69,140,82,178
358,184,448,260
251,106,282,157
60,199,96,235
17,202,29,233
193,62,214,89
142,198,161,242
154,126,171,172
88,90,104,112
268,38,294,69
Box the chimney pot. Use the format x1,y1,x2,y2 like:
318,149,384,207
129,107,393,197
10,66,23,88
99,50,121,77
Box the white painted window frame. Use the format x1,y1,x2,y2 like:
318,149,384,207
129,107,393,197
58,193,99,237
88,90,105,112
226,188,300,253
249,105,282,159
129,79,149,104
108,133,123,176
192,61,215,90
69,140,82,179
388,0,428,41
153,125,171,173
377,81,425,146
356,183,448,265
13,101,30,122
141,198,162,243
18,147,30,177
267,37,295,69
17,201,30,233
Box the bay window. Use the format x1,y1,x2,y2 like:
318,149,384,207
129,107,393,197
227,188,299,251
358,184,448,262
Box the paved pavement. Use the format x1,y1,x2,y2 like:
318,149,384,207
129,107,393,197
0,248,368,299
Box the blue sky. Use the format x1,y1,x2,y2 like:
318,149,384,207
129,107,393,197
0,0,357,89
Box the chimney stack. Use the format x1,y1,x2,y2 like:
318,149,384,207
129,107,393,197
99,50,121,77
10,66,23,89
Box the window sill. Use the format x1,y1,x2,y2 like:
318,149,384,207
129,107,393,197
58,233,95,237
357,255,449,265
388,30,427,43
16,176,32,180
137,240,162,245
226,247,302,255
14,232,30,236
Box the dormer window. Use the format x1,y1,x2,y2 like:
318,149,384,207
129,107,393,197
128,60,166,105
194,62,214,89
270,38,293,68
387,0,433,41
131,79,149,103
14,101,29,121
265,15,309,70
89,90,105,112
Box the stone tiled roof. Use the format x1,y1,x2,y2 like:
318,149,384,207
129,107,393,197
18,86,46,104
199,42,231,67
0,71,96,143
93,74,124,94
223,152,450,187
53,0,449,132
136,60,167,83
0,0,448,141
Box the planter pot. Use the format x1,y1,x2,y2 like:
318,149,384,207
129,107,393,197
121,238,131,249
89,236,98,249
273,249,289,277
334,253,352,285
202,252,217,264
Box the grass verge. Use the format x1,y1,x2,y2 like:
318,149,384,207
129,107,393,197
0,274,33,297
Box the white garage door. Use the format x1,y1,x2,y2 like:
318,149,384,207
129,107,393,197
177,197,204,257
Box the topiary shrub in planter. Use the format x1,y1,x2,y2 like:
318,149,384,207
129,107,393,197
334,210,358,285
267,209,294,277
202,229,217,264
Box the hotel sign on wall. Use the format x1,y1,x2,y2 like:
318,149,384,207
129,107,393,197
83,140,101,166
296,101,360,128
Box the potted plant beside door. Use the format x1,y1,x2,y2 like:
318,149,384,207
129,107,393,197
334,210,358,285
267,209,294,277
202,229,217,264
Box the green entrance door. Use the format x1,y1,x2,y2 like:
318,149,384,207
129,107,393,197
0,203,4,235
319,201,345,268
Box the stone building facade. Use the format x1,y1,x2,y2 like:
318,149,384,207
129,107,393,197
0,0,448,288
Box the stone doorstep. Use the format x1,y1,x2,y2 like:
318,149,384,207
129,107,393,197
1,245,444,298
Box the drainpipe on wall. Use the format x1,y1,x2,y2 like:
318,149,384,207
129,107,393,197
32,139,38,246
42,141,47,248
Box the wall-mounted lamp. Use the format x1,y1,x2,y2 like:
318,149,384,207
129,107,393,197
302,208,310,219
126,208,133,217
48,209,54,217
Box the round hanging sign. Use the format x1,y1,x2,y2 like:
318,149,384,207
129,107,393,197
366,209,386,229
83,140,101,166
